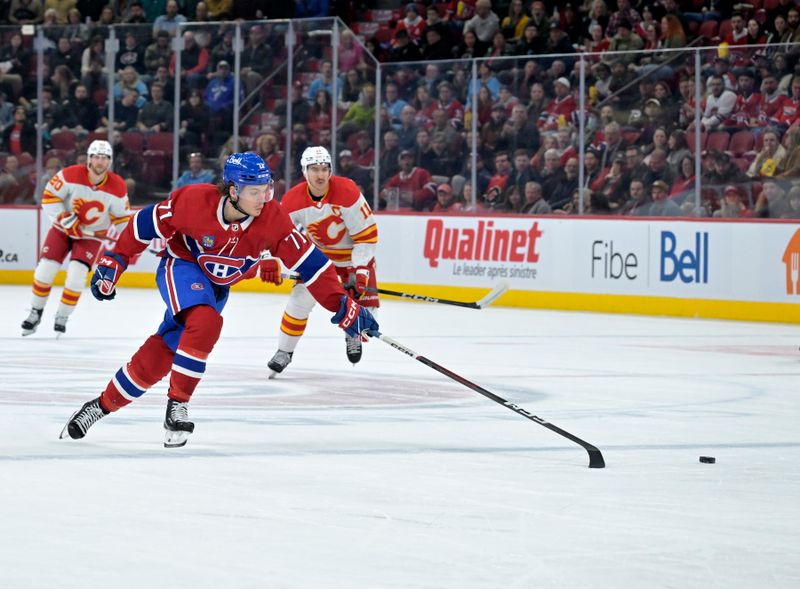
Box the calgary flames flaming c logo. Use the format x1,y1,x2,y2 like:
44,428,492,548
306,215,346,246
71,198,104,225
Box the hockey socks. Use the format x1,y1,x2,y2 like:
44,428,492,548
167,305,222,403
101,335,173,411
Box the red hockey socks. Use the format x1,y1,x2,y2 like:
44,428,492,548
167,305,223,403
100,335,174,412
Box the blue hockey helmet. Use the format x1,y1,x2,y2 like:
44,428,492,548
223,152,273,194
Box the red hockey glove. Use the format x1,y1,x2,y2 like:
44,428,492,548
90,251,127,301
258,258,283,286
345,266,370,299
331,295,379,340
56,212,83,238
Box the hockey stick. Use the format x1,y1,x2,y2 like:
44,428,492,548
366,329,606,469
365,281,509,309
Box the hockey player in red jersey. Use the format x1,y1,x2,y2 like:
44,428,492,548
268,146,379,376
21,140,131,336
59,152,378,447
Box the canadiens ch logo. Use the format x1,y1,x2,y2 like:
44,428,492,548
196,253,257,286
191,283,204,290
202,235,215,248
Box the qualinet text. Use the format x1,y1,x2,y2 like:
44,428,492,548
423,219,543,268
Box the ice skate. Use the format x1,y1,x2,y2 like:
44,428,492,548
21,308,43,336
268,350,293,379
345,336,362,365
59,397,109,440
164,399,195,448
54,315,69,337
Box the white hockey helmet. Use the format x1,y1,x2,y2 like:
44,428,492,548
87,139,113,161
300,146,332,176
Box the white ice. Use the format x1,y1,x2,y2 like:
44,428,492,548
0,284,798,588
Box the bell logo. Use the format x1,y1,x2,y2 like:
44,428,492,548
781,229,800,295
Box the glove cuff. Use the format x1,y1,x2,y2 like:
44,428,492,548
102,250,129,270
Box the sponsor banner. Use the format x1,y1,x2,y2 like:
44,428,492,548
376,215,800,304
0,208,37,269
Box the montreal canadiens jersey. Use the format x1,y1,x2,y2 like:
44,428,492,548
41,164,130,238
112,184,345,312
280,176,378,268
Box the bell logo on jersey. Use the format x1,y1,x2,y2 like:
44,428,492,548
306,215,347,246
197,253,257,286
72,198,105,225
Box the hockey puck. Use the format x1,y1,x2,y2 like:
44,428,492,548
699,456,716,464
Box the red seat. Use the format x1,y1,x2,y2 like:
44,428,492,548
50,131,77,151
686,130,707,153
121,131,145,152
698,20,719,41
765,0,779,10
706,131,730,153
729,130,755,156
87,131,107,143
17,152,35,168
141,150,171,187
146,132,174,153
718,19,732,41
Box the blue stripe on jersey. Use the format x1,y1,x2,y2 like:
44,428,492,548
134,205,159,243
174,352,206,374
185,235,201,257
295,247,331,284
115,368,146,398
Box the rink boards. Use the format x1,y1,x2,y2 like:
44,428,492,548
1,206,799,323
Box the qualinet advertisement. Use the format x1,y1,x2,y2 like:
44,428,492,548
376,214,800,304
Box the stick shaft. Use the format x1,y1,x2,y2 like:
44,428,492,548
370,331,605,469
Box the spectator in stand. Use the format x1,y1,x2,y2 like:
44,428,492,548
760,73,788,125
506,104,540,154
482,150,512,209
425,131,460,178
592,152,629,210
606,0,641,38
597,122,626,171
58,84,101,135
2,106,36,156
701,75,737,130
175,152,215,188
8,0,43,24
396,3,426,44
645,180,682,217
115,32,147,77
454,29,481,59
338,83,376,143
432,182,462,213
525,82,549,121
713,185,750,218
253,132,284,180
643,127,669,164
153,0,187,37
607,59,637,109
169,30,209,91
209,28,235,72
144,30,173,77
352,131,374,167
378,129,401,185
338,69,363,112
724,12,748,47
666,129,691,171
179,88,210,149
463,0,500,55
620,178,650,216
434,81,465,129
395,104,419,151
606,19,643,65
778,127,800,178
748,128,787,178
520,180,550,215
514,23,544,57
754,179,789,218
539,77,576,131
546,156,578,211
625,145,649,184
338,29,365,74
308,60,334,103
122,1,149,25
582,0,610,41
773,75,800,130
308,89,333,131
501,0,529,42
422,24,451,61
543,23,576,71
381,149,435,211
240,24,274,99
80,35,105,78
584,23,610,60
508,148,539,196
113,67,148,107
729,69,761,128
105,88,141,132
50,64,78,104
0,155,21,204
0,31,30,100
784,185,800,218
136,82,173,133
643,148,674,188
338,149,371,196
0,91,14,133
383,82,408,130
51,37,82,80
747,18,768,46
389,28,422,62
276,81,311,129
670,154,695,200
704,150,747,188
528,1,550,32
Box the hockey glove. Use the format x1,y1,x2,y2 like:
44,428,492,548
331,295,378,339
90,251,128,301
258,258,283,286
345,266,370,299
56,211,83,238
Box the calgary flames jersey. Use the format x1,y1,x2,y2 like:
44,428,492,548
41,164,130,238
112,184,345,312
280,176,378,268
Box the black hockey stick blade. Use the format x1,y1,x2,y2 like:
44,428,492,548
366,330,605,469
366,281,509,310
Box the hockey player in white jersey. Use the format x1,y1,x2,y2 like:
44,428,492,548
21,140,130,336
268,146,379,376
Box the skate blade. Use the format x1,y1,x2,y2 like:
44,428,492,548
268,370,279,379
58,409,79,439
21,328,37,337
164,430,190,448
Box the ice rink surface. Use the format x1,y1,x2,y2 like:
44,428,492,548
0,284,798,588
